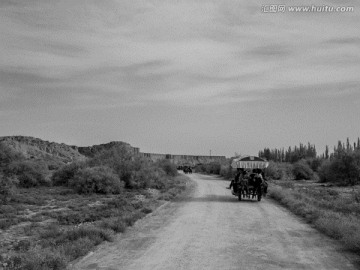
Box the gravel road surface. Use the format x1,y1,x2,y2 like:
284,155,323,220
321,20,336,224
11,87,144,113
70,173,359,270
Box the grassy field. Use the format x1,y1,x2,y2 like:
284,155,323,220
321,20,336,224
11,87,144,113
0,174,191,270
268,180,360,253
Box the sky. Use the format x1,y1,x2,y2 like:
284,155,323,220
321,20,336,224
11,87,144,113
0,0,359,157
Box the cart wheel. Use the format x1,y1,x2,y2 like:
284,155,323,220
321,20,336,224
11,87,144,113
257,193,262,201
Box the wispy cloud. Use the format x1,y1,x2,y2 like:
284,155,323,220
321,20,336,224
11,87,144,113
324,37,360,45
247,44,291,58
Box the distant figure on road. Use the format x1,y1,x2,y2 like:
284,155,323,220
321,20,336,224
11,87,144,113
183,166,192,174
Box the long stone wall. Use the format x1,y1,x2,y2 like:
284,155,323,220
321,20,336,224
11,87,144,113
139,152,227,166
73,141,226,166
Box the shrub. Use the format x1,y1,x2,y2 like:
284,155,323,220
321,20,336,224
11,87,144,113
0,174,18,203
317,159,333,183
194,164,206,174
219,164,233,179
58,226,113,244
40,224,63,240
6,160,48,188
52,162,86,186
318,152,360,185
100,218,126,233
306,158,322,172
194,162,221,175
131,166,167,189
276,181,295,189
266,161,283,180
88,145,136,188
88,145,178,190
156,159,178,177
60,237,94,261
0,143,24,171
0,218,17,230
69,166,123,194
208,162,221,174
292,160,314,180
5,247,67,270
14,240,31,252
266,161,294,180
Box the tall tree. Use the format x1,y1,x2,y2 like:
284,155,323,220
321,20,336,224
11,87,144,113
325,145,329,159
346,137,351,152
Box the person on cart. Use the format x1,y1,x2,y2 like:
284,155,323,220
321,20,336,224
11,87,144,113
239,170,249,196
254,169,268,195
227,168,243,193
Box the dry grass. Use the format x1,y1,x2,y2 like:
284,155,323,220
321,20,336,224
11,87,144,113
0,174,191,270
269,181,360,252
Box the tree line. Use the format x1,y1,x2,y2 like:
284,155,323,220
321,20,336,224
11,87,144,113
259,138,360,162
259,142,317,163
258,137,360,185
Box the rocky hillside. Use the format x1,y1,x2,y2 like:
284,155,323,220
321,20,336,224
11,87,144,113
0,136,86,165
0,136,139,166
76,141,138,158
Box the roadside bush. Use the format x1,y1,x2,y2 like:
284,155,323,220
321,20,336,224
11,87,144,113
0,143,24,171
58,226,113,244
156,159,178,177
266,161,294,180
220,164,233,179
100,218,126,233
317,159,333,183
132,166,167,189
6,160,48,188
0,174,18,203
4,246,67,270
194,164,206,174
88,145,179,190
266,161,283,180
318,151,360,185
194,162,221,174
306,158,322,172
337,151,360,186
69,166,123,194
292,160,314,180
88,145,136,188
52,161,86,186
208,162,221,174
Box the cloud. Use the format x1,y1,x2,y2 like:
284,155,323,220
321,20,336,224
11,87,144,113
0,67,60,87
325,37,360,45
263,81,360,102
247,44,291,58
21,37,88,58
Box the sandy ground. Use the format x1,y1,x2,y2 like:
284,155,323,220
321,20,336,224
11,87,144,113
70,173,359,270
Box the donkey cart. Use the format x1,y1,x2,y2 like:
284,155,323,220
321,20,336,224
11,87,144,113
230,156,269,202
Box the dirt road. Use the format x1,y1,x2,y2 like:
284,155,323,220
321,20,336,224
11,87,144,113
70,173,359,270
